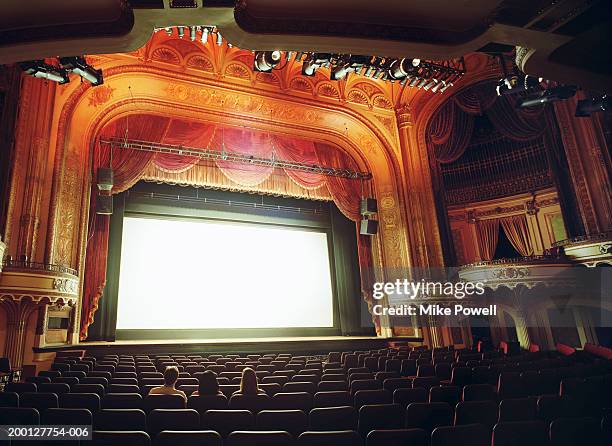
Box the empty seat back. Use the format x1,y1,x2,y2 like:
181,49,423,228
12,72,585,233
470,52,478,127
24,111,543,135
405,402,453,434
95,408,146,430
226,431,293,446
492,421,548,446
201,409,255,437
431,423,489,446
309,405,357,431
147,408,199,437
257,409,308,437
297,430,362,446
358,403,404,436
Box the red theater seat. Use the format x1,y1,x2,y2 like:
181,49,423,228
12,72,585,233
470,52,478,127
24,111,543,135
95,408,147,430
366,428,427,446
309,405,357,431
492,421,548,446
147,409,200,437
298,430,362,446
358,403,404,436
154,430,222,446
257,409,308,436
201,409,255,436
549,417,602,446
454,400,498,430
431,423,490,446
404,402,453,434
92,431,151,446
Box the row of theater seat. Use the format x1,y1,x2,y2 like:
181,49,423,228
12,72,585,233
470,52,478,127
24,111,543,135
1,405,610,445
1,347,610,445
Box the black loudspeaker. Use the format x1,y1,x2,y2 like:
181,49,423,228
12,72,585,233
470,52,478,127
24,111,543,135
96,194,113,215
360,198,378,215
360,218,378,235
97,167,114,191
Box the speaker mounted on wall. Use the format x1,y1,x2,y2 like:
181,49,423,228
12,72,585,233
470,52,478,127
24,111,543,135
360,218,378,235
97,167,114,191
360,198,378,215
96,194,113,215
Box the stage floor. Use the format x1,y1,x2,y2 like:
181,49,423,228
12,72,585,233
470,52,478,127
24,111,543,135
36,336,422,356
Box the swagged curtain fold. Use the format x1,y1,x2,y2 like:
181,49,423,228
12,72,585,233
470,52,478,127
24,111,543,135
475,214,534,261
81,114,371,339
426,81,548,164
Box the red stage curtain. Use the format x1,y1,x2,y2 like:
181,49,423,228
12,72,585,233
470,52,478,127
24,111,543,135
81,115,170,339
213,127,274,186
153,120,217,172
454,81,497,115
273,136,326,189
427,82,546,168
485,95,546,141
500,214,534,257
428,101,454,146
316,143,362,222
429,102,475,164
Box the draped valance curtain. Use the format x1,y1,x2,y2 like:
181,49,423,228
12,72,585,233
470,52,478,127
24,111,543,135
476,214,534,261
81,115,368,339
426,81,548,164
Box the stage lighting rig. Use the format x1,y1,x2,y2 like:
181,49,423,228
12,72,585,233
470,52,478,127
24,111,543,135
329,55,370,80
254,51,282,72
59,56,104,86
516,85,577,108
575,94,609,117
302,53,332,76
20,60,70,84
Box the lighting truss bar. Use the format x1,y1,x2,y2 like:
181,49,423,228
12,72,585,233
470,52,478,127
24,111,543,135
101,137,371,180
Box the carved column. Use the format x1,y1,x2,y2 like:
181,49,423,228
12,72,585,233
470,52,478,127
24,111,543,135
511,288,532,350
0,297,38,369
66,303,78,344
33,303,48,349
395,105,445,269
553,93,612,235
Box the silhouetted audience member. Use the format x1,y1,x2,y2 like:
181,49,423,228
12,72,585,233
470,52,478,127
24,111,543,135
149,365,187,402
233,367,266,395
192,370,223,396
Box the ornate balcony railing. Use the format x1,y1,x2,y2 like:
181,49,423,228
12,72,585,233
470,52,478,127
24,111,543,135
552,231,612,248
2,258,78,276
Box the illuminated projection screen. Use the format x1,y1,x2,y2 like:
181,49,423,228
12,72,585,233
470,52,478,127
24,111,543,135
116,216,335,330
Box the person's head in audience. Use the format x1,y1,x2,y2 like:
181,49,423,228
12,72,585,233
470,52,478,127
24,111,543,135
198,370,220,396
163,365,179,388
239,367,259,395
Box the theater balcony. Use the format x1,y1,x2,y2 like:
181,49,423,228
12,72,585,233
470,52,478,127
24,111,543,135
458,255,576,290
552,231,612,267
0,258,80,368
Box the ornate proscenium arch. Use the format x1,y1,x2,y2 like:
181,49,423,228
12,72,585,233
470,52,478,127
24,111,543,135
42,40,413,339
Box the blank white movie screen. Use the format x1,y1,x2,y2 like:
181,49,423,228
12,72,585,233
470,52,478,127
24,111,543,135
116,216,334,329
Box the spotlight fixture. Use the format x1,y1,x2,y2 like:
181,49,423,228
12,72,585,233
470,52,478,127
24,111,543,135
20,60,69,84
575,94,609,117
177,26,185,39
201,26,210,43
216,31,223,46
329,55,359,81
59,56,104,86
165,27,173,36
387,58,420,80
516,85,577,108
301,53,331,76
189,26,197,41
253,51,282,72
